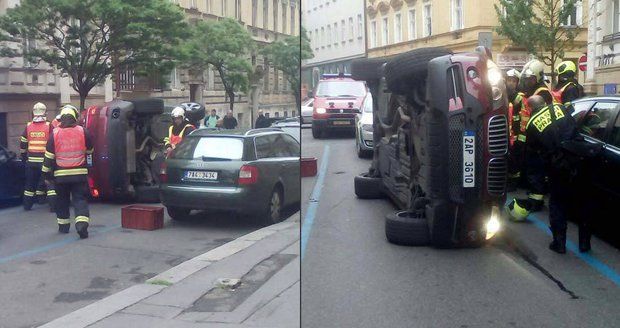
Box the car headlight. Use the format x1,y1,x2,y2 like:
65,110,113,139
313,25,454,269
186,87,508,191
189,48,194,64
362,124,373,132
315,107,326,114
487,68,503,86
485,205,501,240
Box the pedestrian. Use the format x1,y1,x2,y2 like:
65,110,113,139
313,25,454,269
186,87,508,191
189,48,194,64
222,110,238,129
552,61,584,112
42,105,94,238
204,109,220,128
164,107,195,155
20,102,55,211
509,96,590,253
51,114,61,129
505,69,526,190
255,110,269,128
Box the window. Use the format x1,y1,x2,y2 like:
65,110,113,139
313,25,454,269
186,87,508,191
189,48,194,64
408,9,416,40
282,3,287,33
424,3,432,37
334,22,339,43
255,135,277,158
610,109,620,147
274,68,279,91
382,17,388,46
327,25,332,46
291,5,295,34
190,0,198,8
273,0,278,31
562,0,582,26
581,102,620,140
451,0,463,30
206,0,212,12
263,0,269,28
222,0,227,16
341,19,346,42
315,28,319,49
315,80,367,97
281,134,300,156
236,0,241,20
349,17,354,40
614,0,620,33
370,21,377,47
357,14,363,39
173,137,244,160
394,13,402,43
321,27,325,48
252,0,258,25
572,100,595,124
275,112,280,117
263,57,269,91
284,110,288,117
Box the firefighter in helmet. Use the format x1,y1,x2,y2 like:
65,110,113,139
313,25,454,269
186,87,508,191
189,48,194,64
506,69,526,189
42,105,94,238
20,102,55,211
164,106,195,155
553,60,584,112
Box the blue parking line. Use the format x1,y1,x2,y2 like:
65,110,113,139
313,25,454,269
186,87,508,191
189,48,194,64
0,224,120,265
301,145,330,259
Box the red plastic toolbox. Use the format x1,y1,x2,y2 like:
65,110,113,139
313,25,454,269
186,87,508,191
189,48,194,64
301,157,318,177
121,205,164,231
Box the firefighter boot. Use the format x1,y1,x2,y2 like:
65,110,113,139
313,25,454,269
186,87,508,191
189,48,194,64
579,225,591,253
549,229,567,254
23,196,34,211
76,221,89,239
58,224,70,234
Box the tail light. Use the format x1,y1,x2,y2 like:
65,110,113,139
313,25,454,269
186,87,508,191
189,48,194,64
238,165,259,185
159,162,168,183
87,176,99,198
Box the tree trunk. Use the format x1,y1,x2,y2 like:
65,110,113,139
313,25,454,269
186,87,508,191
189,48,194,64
227,89,235,111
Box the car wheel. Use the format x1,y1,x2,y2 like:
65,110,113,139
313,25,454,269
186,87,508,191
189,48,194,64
312,125,322,139
351,57,388,82
131,98,165,115
385,210,430,246
354,173,383,199
167,206,191,221
264,187,283,225
384,47,452,95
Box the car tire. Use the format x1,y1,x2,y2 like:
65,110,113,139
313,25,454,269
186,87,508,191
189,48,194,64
356,139,372,159
312,125,322,139
385,210,430,246
131,98,165,115
167,206,191,221
351,57,388,82
384,47,452,95
263,187,284,225
354,173,383,199
134,185,161,203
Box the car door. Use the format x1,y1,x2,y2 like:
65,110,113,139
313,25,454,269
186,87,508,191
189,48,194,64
254,134,281,197
599,103,620,198
279,133,301,205
578,101,620,196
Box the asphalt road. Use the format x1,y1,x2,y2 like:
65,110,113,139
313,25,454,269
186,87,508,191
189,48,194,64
300,128,620,328
0,201,279,327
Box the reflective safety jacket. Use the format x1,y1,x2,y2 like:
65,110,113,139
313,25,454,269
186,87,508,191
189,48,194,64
164,123,195,148
20,121,52,166
42,125,94,183
509,92,525,146
518,86,554,143
552,81,583,111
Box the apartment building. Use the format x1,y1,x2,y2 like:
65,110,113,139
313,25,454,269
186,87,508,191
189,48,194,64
585,0,620,94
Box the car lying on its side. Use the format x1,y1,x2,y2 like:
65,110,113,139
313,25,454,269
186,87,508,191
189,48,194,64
0,145,25,205
352,47,509,248
160,128,301,224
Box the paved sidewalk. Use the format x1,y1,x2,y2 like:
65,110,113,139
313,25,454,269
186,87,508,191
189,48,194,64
39,214,300,328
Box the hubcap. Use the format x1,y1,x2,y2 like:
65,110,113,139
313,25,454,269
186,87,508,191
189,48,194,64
270,191,281,222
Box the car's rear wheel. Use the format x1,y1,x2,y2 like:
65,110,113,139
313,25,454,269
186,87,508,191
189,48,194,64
263,187,283,225
385,210,430,246
167,206,191,221
384,47,452,95
354,173,383,199
351,57,388,82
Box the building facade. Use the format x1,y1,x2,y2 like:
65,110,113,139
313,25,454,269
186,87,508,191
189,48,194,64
120,0,299,128
0,0,112,152
364,0,588,81
585,0,620,95
301,0,366,96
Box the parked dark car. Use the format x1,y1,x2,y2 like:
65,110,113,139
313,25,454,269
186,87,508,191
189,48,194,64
0,145,25,205
353,47,508,248
568,96,620,244
160,128,300,224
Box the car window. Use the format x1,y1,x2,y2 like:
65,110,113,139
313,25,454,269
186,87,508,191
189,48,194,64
581,102,619,140
316,80,366,97
172,137,244,160
305,99,314,107
255,135,277,159
280,133,300,157
571,100,595,123
609,107,620,148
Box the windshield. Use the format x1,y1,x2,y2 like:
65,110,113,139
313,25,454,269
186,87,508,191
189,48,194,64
316,81,366,97
172,137,244,160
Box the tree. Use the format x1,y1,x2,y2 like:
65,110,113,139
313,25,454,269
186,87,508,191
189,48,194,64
262,28,314,109
0,0,188,110
183,18,254,111
494,0,579,84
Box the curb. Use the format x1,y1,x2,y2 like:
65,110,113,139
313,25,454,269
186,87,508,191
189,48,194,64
39,215,299,328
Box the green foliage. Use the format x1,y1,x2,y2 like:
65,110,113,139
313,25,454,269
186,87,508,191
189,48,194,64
183,18,254,111
0,0,189,109
262,28,314,108
494,0,579,77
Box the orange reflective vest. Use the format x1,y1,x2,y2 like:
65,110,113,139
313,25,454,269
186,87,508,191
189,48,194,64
54,126,86,168
551,82,574,105
51,119,60,129
518,87,551,142
26,121,50,155
508,92,524,146
167,124,194,148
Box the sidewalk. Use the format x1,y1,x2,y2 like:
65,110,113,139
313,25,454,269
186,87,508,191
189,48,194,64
39,214,300,328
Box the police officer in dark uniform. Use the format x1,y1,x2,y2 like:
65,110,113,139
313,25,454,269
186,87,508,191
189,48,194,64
42,105,94,238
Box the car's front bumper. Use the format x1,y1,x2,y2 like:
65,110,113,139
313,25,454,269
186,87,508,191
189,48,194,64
359,128,374,151
160,184,263,213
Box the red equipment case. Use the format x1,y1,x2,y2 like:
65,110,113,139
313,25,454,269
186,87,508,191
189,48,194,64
121,205,164,231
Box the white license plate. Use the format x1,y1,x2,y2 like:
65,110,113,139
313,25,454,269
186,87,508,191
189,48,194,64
185,171,218,181
333,120,350,125
463,131,475,188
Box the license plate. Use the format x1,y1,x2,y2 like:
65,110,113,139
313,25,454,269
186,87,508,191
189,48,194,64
185,171,218,181
463,131,475,188
333,120,350,125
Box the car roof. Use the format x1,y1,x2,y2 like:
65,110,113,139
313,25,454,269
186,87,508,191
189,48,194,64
189,128,285,138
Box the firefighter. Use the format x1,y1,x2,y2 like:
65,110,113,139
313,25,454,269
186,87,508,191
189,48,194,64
51,114,61,129
20,102,55,211
506,69,526,189
510,96,588,253
164,107,195,155
552,60,584,112
42,105,94,238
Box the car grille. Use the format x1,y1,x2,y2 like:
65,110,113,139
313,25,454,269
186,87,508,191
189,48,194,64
448,114,465,201
488,115,508,156
487,158,507,196
327,108,357,114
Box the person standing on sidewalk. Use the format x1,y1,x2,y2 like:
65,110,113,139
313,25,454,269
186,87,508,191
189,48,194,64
204,109,220,128
255,110,270,128
222,110,238,129
42,105,94,239
20,102,55,211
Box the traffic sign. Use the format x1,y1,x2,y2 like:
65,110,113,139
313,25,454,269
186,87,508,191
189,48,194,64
579,55,587,71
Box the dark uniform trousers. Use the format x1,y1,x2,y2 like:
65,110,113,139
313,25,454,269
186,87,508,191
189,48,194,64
548,166,591,243
55,181,90,226
23,164,56,210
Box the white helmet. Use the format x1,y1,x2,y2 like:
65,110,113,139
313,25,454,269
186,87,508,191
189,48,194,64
33,102,47,116
171,106,185,118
